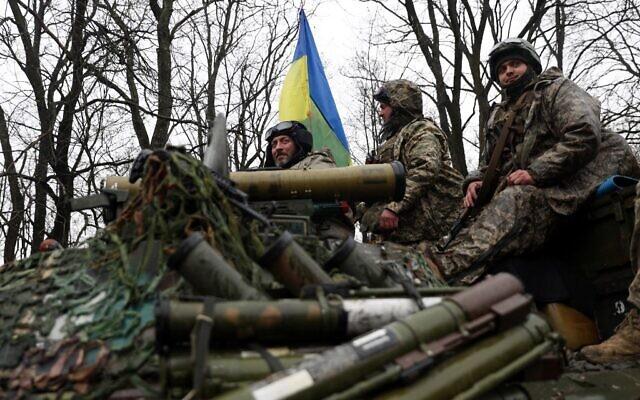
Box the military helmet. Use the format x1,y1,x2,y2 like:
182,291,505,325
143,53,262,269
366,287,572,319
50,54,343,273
374,79,423,117
263,120,313,168
488,38,542,82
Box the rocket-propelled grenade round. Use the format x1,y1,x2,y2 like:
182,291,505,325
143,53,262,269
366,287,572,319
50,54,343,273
230,161,406,202
215,273,530,400
155,296,443,348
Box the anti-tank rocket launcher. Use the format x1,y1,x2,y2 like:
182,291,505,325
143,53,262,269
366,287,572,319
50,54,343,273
73,162,406,231
231,161,405,235
70,112,405,233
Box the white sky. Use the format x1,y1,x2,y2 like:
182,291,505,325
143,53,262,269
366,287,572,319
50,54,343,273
293,0,483,167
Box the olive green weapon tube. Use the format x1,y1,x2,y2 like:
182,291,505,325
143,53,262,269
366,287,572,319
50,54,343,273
258,231,332,296
104,161,406,203
324,236,399,288
216,273,524,400
155,298,348,347
162,352,307,389
230,161,406,202
155,296,443,347
375,314,556,400
168,232,269,300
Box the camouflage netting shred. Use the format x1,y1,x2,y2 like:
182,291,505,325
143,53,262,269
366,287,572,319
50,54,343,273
0,150,266,398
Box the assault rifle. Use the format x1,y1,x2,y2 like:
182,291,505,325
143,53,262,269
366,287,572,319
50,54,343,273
441,95,529,250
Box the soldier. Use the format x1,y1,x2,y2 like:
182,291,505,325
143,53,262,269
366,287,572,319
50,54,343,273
263,120,354,239
359,79,463,245
580,183,640,363
427,38,639,285
263,120,335,170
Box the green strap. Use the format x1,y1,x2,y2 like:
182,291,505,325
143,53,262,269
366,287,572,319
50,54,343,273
191,297,216,398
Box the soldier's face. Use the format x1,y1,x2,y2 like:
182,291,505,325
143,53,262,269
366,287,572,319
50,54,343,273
378,102,393,123
271,134,298,167
498,59,528,87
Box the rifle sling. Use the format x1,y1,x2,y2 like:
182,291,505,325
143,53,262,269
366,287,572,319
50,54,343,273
475,92,531,207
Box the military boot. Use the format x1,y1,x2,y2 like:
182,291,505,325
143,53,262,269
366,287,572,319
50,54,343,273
580,308,640,364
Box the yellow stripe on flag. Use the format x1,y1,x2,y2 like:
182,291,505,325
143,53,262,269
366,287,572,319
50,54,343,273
279,56,310,121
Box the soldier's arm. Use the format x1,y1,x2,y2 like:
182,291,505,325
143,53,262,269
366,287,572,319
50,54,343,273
385,122,444,214
526,79,600,186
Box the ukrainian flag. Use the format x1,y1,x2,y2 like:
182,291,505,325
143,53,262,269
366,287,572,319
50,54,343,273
279,9,350,166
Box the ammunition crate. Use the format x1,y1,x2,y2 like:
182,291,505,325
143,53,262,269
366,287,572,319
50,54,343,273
563,185,638,339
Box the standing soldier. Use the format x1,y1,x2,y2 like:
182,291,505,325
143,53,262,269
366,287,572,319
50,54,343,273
359,79,463,246
427,38,639,285
580,182,640,363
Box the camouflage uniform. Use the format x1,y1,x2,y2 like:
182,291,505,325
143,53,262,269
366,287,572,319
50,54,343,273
289,149,337,170
361,80,463,245
435,67,640,285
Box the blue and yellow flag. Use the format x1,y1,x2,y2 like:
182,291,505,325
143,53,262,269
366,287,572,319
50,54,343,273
279,9,350,166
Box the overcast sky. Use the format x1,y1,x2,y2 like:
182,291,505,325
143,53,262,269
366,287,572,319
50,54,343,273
297,0,483,165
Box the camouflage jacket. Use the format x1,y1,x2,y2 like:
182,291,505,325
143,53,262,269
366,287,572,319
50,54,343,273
364,118,463,243
466,67,640,216
289,149,337,170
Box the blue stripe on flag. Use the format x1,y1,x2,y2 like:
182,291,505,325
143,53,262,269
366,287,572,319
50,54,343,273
291,10,349,152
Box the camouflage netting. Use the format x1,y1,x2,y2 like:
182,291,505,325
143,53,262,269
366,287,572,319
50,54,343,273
0,150,445,398
0,150,268,398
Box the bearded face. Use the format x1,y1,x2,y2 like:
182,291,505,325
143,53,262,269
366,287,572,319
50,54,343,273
270,135,299,167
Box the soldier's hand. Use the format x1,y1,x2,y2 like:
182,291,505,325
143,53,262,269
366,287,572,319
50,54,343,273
378,208,399,232
464,181,483,208
507,170,535,186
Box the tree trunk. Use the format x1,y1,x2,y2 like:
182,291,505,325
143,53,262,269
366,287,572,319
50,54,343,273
0,107,25,263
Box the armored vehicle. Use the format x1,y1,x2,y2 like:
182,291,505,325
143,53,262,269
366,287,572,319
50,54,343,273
1,118,639,398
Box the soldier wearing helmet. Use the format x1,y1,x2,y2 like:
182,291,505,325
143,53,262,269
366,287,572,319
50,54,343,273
262,120,353,239
427,38,639,286
263,121,335,170
359,79,463,245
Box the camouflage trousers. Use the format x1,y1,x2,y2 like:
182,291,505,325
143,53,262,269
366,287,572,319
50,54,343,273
434,185,560,285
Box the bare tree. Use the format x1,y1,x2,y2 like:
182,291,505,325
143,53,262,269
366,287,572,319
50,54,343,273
342,19,392,164
0,0,300,260
3,0,92,250
532,0,640,147
361,0,552,174
0,106,25,262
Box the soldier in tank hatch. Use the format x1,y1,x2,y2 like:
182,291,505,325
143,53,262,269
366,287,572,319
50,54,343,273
263,120,336,170
262,120,354,239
